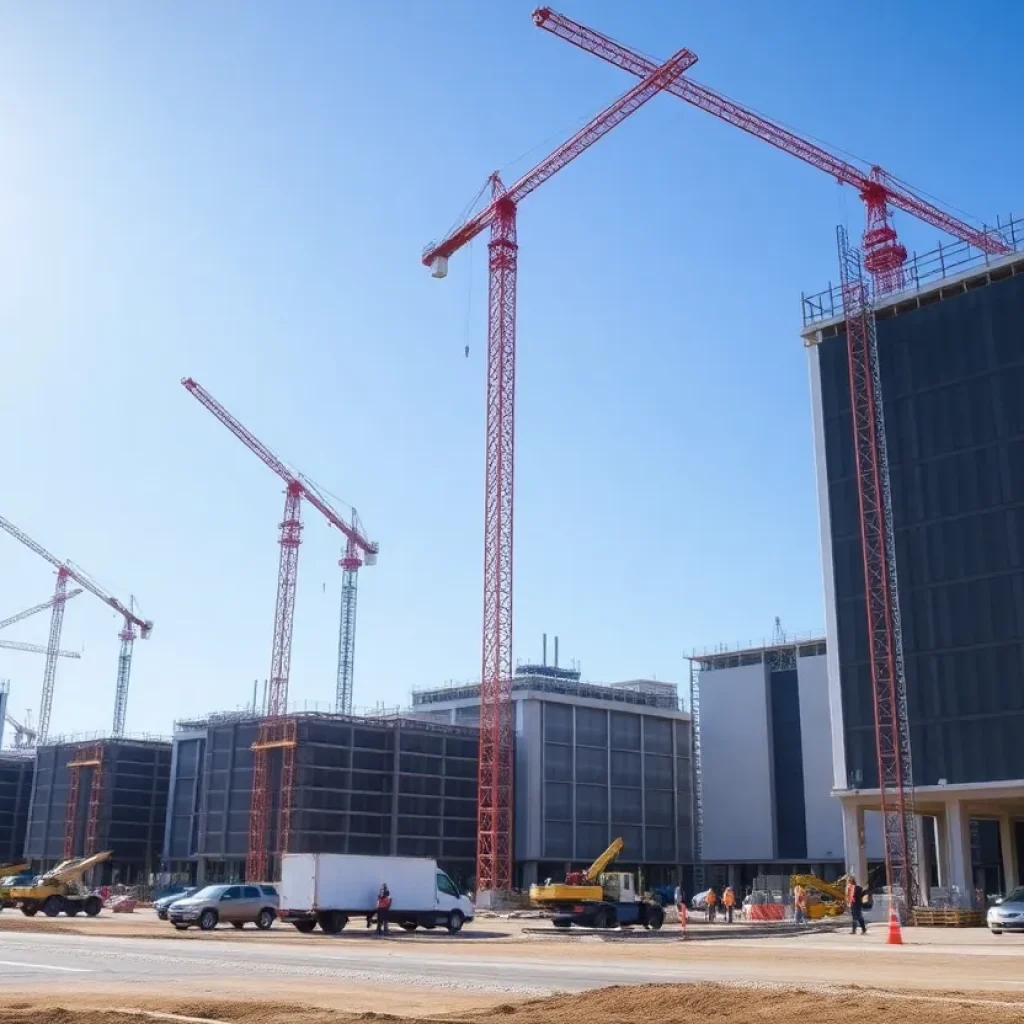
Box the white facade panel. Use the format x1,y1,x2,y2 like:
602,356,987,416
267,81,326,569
808,341,847,791
797,654,844,860
700,662,774,861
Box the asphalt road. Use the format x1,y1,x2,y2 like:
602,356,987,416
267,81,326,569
4,928,1024,1001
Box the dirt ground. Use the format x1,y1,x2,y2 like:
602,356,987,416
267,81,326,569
4,983,1024,1024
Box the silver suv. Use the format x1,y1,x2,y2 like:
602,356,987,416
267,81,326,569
168,884,279,932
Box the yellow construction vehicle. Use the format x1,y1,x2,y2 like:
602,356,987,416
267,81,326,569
790,873,849,919
530,838,664,930
0,862,31,910
10,851,112,918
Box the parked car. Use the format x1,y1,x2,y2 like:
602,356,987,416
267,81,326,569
987,886,1024,934
167,883,278,932
154,886,198,920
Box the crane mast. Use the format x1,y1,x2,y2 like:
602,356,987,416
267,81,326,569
423,46,695,898
335,511,364,716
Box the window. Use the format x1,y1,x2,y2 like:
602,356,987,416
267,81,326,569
260,885,278,897
243,886,260,899
436,873,459,897
221,886,241,901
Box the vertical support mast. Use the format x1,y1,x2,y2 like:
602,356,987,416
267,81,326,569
112,616,136,738
268,482,304,717
39,568,70,745
478,178,517,896
335,534,360,716
837,226,918,913
688,658,705,894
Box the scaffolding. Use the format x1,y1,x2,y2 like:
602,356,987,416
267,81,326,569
247,716,297,883
64,741,104,860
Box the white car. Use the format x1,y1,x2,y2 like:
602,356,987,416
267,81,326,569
987,887,1024,934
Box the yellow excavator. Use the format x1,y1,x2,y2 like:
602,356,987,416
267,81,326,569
9,851,112,918
790,873,849,919
530,838,665,930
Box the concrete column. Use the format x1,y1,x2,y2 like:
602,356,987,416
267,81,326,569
842,801,867,885
933,813,948,888
944,798,972,903
728,864,741,891
915,815,932,905
999,816,1019,893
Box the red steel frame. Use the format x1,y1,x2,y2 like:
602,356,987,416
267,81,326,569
64,742,105,861
247,716,298,883
533,7,1011,295
837,227,917,911
422,46,696,895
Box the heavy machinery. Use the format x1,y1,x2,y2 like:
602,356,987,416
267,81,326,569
0,863,31,910
790,873,849,919
530,838,664,930
9,850,112,918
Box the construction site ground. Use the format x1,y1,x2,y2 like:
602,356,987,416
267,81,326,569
2,913,1023,1023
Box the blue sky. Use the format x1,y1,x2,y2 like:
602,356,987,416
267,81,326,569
0,1,1019,739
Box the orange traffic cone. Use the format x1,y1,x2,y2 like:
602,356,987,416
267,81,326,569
679,903,688,941
885,902,903,945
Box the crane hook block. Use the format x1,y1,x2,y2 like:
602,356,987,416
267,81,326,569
430,255,449,279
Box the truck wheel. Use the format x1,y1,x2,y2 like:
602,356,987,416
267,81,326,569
592,909,610,929
21,904,38,917
446,910,465,935
400,922,418,932
43,895,63,917
293,919,317,933
645,908,664,931
66,906,80,917
255,908,275,931
83,896,103,918
552,919,571,929
317,911,347,934
199,909,218,931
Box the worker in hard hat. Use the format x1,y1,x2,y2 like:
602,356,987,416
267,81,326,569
722,885,736,924
375,882,392,937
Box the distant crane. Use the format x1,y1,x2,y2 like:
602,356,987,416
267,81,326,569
0,515,152,741
0,639,81,659
182,378,378,883
335,509,366,716
4,709,37,750
533,7,1012,293
0,590,84,632
421,42,696,896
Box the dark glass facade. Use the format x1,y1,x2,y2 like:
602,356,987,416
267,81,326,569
820,271,1024,786
0,755,33,863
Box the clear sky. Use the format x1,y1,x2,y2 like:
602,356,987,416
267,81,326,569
0,1,1019,741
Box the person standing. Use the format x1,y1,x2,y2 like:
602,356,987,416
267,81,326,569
706,887,717,923
793,884,808,924
848,877,870,935
376,882,392,937
723,885,736,924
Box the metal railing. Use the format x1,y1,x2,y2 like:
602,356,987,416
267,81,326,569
802,213,1024,327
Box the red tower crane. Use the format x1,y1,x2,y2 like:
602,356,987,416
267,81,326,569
0,515,151,742
535,9,1018,912
422,44,697,897
533,7,1012,293
182,378,378,881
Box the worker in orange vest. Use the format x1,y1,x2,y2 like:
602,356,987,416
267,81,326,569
722,885,736,924
706,887,718,923
375,882,392,937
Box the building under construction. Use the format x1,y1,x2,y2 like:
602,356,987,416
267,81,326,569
164,711,479,887
23,738,171,883
413,662,694,889
804,224,1024,899
0,753,34,864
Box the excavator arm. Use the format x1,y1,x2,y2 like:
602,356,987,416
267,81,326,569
42,851,113,884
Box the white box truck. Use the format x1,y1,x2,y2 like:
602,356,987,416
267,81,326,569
279,853,475,935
